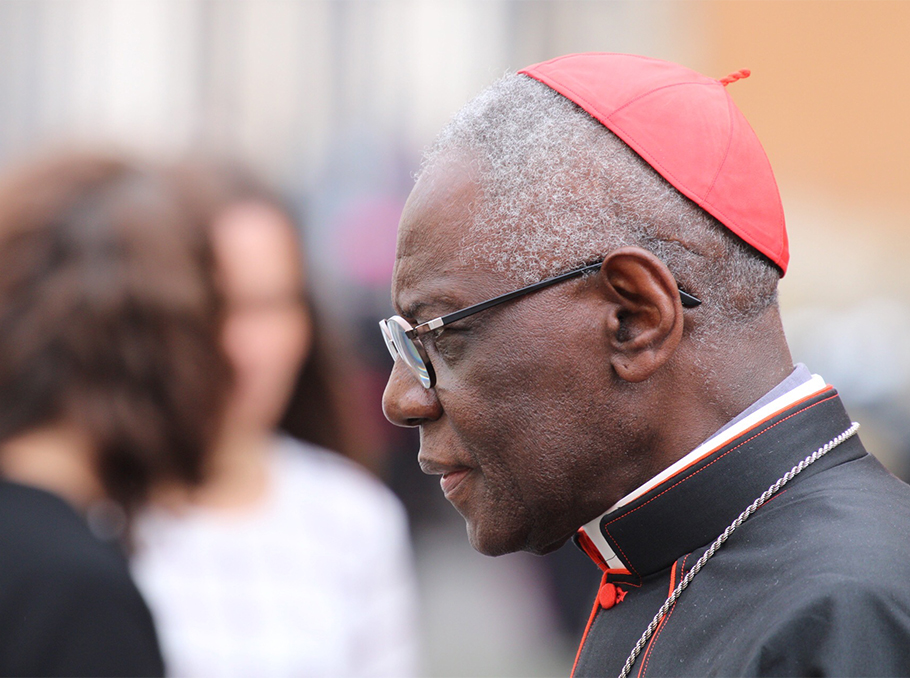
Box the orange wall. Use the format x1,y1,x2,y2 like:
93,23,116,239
705,1,910,214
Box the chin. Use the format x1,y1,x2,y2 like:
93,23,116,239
465,520,525,557
526,533,573,556
465,520,571,557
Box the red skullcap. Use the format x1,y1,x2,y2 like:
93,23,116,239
519,53,788,274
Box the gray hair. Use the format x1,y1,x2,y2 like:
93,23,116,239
419,73,780,333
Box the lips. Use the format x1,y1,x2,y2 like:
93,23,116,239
440,468,471,496
418,455,474,499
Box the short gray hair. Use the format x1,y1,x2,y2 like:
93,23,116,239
419,73,780,332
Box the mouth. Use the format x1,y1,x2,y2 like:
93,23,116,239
418,456,474,499
440,468,472,497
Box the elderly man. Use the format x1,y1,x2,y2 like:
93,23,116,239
380,53,910,677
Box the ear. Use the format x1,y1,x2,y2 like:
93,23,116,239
598,247,686,383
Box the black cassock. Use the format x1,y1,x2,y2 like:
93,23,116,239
573,389,910,677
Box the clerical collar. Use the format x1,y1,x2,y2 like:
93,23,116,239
579,367,826,573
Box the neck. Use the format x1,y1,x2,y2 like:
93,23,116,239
646,307,794,482
0,425,104,509
153,424,272,512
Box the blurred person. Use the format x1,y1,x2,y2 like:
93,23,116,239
131,163,418,678
0,152,229,676
380,53,910,677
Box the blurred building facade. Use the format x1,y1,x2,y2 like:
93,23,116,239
1,2,908,675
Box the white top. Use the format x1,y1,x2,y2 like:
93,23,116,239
131,436,418,678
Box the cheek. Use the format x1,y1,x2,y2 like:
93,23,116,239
444,328,590,457
430,359,551,529
434,321,608,551
223,309,311,424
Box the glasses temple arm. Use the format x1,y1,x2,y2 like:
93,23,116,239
412,261,700,335
418,262,604,334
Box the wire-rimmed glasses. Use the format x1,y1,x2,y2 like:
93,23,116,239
379,260,701,388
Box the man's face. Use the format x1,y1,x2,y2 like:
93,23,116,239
383,155,650,556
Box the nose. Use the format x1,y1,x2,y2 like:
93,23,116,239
382,360,443,427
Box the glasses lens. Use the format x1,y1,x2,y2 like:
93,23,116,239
379,320,398,359
386,319,433,388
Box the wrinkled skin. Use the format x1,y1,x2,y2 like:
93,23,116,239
383,153,795,557
382,155,721,556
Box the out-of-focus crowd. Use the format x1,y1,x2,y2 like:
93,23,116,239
0,151,418,677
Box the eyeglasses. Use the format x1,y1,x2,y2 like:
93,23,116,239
379,259,701,388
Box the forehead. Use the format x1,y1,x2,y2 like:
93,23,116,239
392,156,494,318
213,202,302,298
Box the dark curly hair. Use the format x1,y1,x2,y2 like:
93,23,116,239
0,152,231,520
171,160,358,458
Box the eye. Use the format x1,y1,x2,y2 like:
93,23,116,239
428,325,472,364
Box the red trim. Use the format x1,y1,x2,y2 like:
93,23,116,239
638,554,689,677
613,540,642,583
573,385,837,676
572,570,610,677
576,386,834,578
576,529,608,571
605,389,836,531
605,567,633,577
614,386,833,510
635,561,677,678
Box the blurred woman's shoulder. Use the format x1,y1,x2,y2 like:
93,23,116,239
272,435,408,526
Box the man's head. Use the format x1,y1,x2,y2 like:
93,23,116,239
382,54,793,556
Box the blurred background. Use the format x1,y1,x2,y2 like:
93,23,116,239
0,1,907,675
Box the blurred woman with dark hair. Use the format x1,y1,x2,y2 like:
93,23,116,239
0,152,230,676
131,163,418,678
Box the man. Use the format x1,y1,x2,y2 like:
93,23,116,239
380,53,910,677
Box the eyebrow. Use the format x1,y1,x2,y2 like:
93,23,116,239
398,296,463,323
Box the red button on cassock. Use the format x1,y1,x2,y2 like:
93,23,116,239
598,583,622,610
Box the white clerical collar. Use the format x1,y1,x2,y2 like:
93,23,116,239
580,371,829,571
